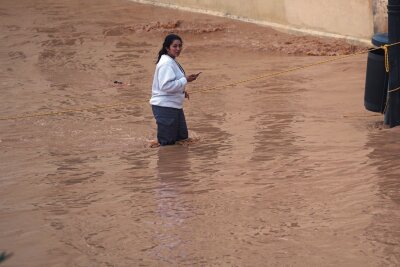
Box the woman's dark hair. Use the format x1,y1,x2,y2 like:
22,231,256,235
156,34,183,63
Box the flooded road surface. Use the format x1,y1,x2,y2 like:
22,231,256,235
1,0,400,266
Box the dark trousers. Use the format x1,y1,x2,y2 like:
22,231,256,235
152,105,188,146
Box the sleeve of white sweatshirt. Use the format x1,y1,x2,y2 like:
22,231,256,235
157,65,187,94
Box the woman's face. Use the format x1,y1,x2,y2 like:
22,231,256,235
166,39,182,58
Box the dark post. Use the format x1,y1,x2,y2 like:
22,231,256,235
384,0,400,127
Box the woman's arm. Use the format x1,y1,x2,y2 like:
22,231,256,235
157,65,187,94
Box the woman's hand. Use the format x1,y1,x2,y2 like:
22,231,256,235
184,91,190,100
186,72,201,82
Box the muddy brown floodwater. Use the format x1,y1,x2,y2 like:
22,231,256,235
1,0,400,266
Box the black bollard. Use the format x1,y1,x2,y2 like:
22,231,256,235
364,38,389,113
384,0,400,127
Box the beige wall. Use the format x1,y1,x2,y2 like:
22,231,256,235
284,0,374,39
373,0,388,33
133,0,388,43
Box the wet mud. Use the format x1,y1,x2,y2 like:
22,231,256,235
1,0,400,266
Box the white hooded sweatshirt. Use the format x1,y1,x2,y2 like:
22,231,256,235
149,54,187,109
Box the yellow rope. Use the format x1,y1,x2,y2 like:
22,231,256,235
0,102,136,121
383,85,400,115
383,45,390,72
1,41,400,122
388,85,400,93
193,49,368,94
382,41,400,73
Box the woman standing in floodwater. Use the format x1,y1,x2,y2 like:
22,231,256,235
150,34,200,147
